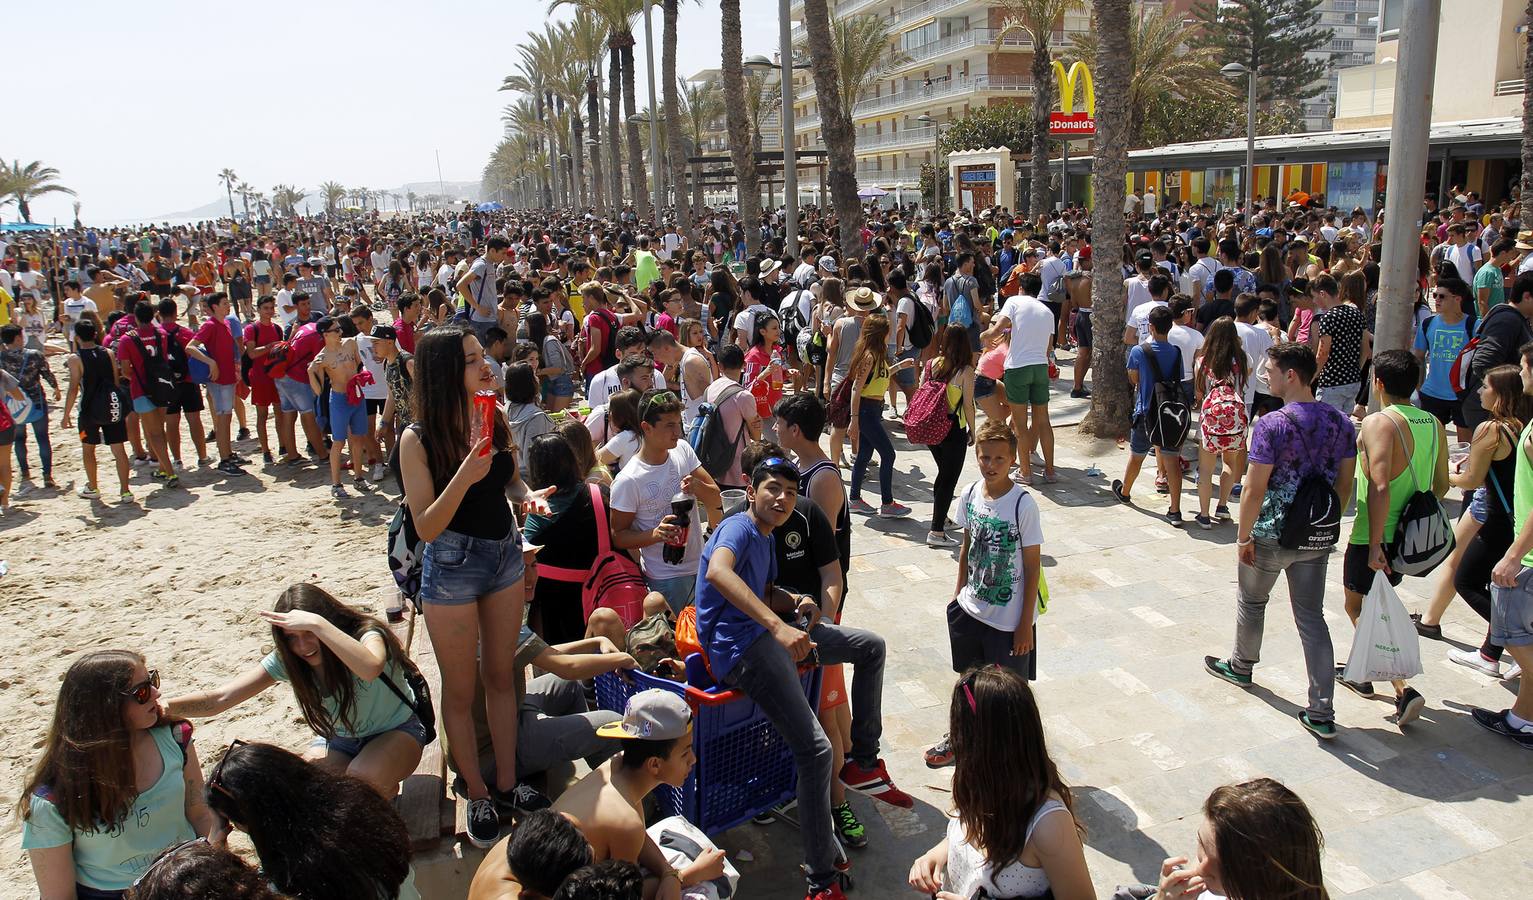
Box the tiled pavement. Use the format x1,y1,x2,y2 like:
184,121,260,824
708,419,1531,899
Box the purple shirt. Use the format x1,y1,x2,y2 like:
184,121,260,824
1247,401,1356,540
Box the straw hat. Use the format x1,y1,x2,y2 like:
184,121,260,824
1515,229,1533,251
847,286,881,312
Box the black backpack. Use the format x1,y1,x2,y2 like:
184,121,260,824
1276,409,1343,552
1385,413,1455,576
906,296,936,350
130,331,179,407
1139,342,1190,449
159,324,191,382
780,291,810,354
688,383,747,480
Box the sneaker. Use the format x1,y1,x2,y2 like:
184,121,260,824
839,759,913,808
1111,479,1130,504
162,475,180,489
1204,656,1253,688
1166,511,1184,528
43,478,59,490
806,885,847,900
926,531,960,548
205,429,216,443
197,456,214,468
924,735,955,768
1449,647,1502,678
368,462,386,482
848,498,876,515
119,491,135,503
229,452,252,465
216,460,247,476
465,797,501,849
877,501,911,519
263,451,275,465
1214,504,1232,522
1335,665,1374,698
151,469,169,481
1194,513,1214,529
237,427,251,441
1298,712,1337,739
78,486,101,500
1012,469,1035,486
1230,483,1242,499
1069,387,1092,399
331,484,348,500
132,455,155,468
494,782,551,813
832,802,867,849
1394,687,1425,727
1155,475,1169,494
1410,613,1443,640
12,482,30,498
1504,661,1523,680
1470,707,1533,748
354,477,373,492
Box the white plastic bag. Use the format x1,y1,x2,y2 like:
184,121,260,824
1343,575,1424,683
646,815,740,900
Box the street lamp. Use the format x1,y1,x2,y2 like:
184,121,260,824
917,114,951,214
1221,62,1257,209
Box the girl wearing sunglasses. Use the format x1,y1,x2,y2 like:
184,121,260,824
162,583,425,799
22,650,216,900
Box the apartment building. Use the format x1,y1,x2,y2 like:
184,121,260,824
1302,0,1381,131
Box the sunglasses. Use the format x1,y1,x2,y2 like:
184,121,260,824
639,390,679,419
132,837,209,888
751,455,800,481
207,738,248,803
122,669,160,705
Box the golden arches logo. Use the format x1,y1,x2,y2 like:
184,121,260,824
1051,60,1094,116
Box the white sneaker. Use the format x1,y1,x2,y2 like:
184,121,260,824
1503,661,1523,681
78,486,101,499
926,531,960,548
11,482,30,498
368,462,386,482
1448,647,1502,678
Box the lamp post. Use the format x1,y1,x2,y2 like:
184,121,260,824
917,114,949,214
1221,62,1257,209
560,153,572,208
642,0,664,221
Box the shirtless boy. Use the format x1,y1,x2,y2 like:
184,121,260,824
307,316,370,498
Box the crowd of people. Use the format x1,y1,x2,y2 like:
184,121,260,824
9,182,1533,900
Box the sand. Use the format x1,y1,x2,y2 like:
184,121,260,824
0,351,404,897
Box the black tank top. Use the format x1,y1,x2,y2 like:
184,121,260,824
78,345,118,424
1483,423,1520,543
800,459,851,577
420,426,518,541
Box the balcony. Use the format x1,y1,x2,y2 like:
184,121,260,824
1494,78,1526,96
891,27,1038,71
856,167,925,186
797,73,1033,129
854,123,939,151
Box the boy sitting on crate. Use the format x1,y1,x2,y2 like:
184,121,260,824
551,689,728,900
697,455,911,900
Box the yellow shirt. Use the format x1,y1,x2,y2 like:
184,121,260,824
0,286,12,326
860,360,890,399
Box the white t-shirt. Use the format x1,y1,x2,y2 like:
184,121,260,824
954,481,1044,632
732,303,775,343
1168,324,1203,382
1037,255,1068,298
435,263,456,292
62,296,97,326
1234,321,1274,403
998,295,1055,369
354,335,390,399
661,232,683,260
893,295,918,351
1188,257,1220,295
779,289,814,329
588,366,668,405
370,249,392,274
610,442,705,580
1124,275,1152,311
275,289,298,327
600,429,643,470
1126,299,1167,342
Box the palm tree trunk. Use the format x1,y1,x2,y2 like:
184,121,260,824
620,37,650,221
573,109,587,209
18,198,32,223
802,0,863,265
663,0,690,235
1079,0,1133,440
608,48,624,215
1029,37,1054,219
588,72,606,213
721,0,762,252
692,160,705,221
226,185,236,219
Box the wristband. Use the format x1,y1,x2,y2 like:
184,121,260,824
1236,536,1254,547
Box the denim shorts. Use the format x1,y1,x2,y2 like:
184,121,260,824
1129,413,1180,456
544,373,575,399
1468,486,1488,525
276,378,316,414
649,574,696,614
309,713,430,758
1491,566,1533,648
974,375,996,400
420,527,525,605
206,382,235,415
1317,382,1361,414
893,347,920,388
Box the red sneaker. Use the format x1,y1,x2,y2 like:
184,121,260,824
806,884,847,900
839,758,914,808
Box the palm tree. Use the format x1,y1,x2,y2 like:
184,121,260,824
271,185,306,218
661,0,695,233
1,160,75,223
237,181,254,219
680,78,725,219
830,15,911,113
218,167,239,219
1061,4,1232,146
721,0,762,250
567,9,609,213
801,0,863,263
552,0,645,215
502,96,550,206
406,191,418,213
320,181,347,216
548,51,590,209
744,78,782,207
995,0,1084,217
72,200,82,229
1079,0,1134,439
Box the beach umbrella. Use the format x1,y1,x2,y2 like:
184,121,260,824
857,186,889,199
477,202,504,212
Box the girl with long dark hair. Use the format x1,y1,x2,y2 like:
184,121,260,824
203,742,420,899
908,666,1093,898
163,583,424,798
847,312,914,518
924,324,977,548
125,840,279,900
526,310,576,411
22,650,215,899
1193,317,1250,528
1155,779,1327,900
398,326,549,848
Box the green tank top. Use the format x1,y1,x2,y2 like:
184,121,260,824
1517,420,1533,566
1350,404,1440,546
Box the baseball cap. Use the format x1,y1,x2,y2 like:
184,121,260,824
818,256,837,272
370,324,398,341
596,689,692,741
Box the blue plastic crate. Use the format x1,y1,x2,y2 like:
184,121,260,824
595,659,820,836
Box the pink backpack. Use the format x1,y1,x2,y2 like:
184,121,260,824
906,361,956,445
536,484,648,629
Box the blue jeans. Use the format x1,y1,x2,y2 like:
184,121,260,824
15,403,52,479
851,400,895,505
724,622,887,891
1317,382,1360,414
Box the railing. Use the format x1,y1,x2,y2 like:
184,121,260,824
893,27,1035,69
1494,78,1526,96
854,124,939,151
856,168,925,186
791,0,889,41
797,73,1033,129
893,0,973,28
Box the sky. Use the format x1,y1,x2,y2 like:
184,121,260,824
12,0,777,227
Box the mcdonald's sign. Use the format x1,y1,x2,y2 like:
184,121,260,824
1048,60,1095,137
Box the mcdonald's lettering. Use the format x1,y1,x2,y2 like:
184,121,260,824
1049,60,1095,136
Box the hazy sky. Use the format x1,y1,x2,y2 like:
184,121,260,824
13,0,776,227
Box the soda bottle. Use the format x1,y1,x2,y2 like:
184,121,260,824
663,491,694,565
472,390,498,456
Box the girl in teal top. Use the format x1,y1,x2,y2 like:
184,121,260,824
22,650,214,899
164,583,424,799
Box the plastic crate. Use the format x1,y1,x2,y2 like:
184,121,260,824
595,658,820,836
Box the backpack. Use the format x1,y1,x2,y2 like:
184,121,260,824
376,646,437,746
589,308,621,371
386,428,427,608
1449,304,1517,396
1385,413,1455,576
1276,409,1344,551
803,327,828,367
780,291,810,353
537,484,648,629
129,331,179,407
159,325,192,383
689,383,748,480
826,371,857,429
1139,342,1190,449
1198,369,1248,444
906,295,936,350
905,360,955,445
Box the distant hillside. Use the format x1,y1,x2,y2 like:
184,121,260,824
142,180,483,224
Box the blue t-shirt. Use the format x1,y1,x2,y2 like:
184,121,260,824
1412,315,1469,401
1127,340,1182,416
694,512,777,680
